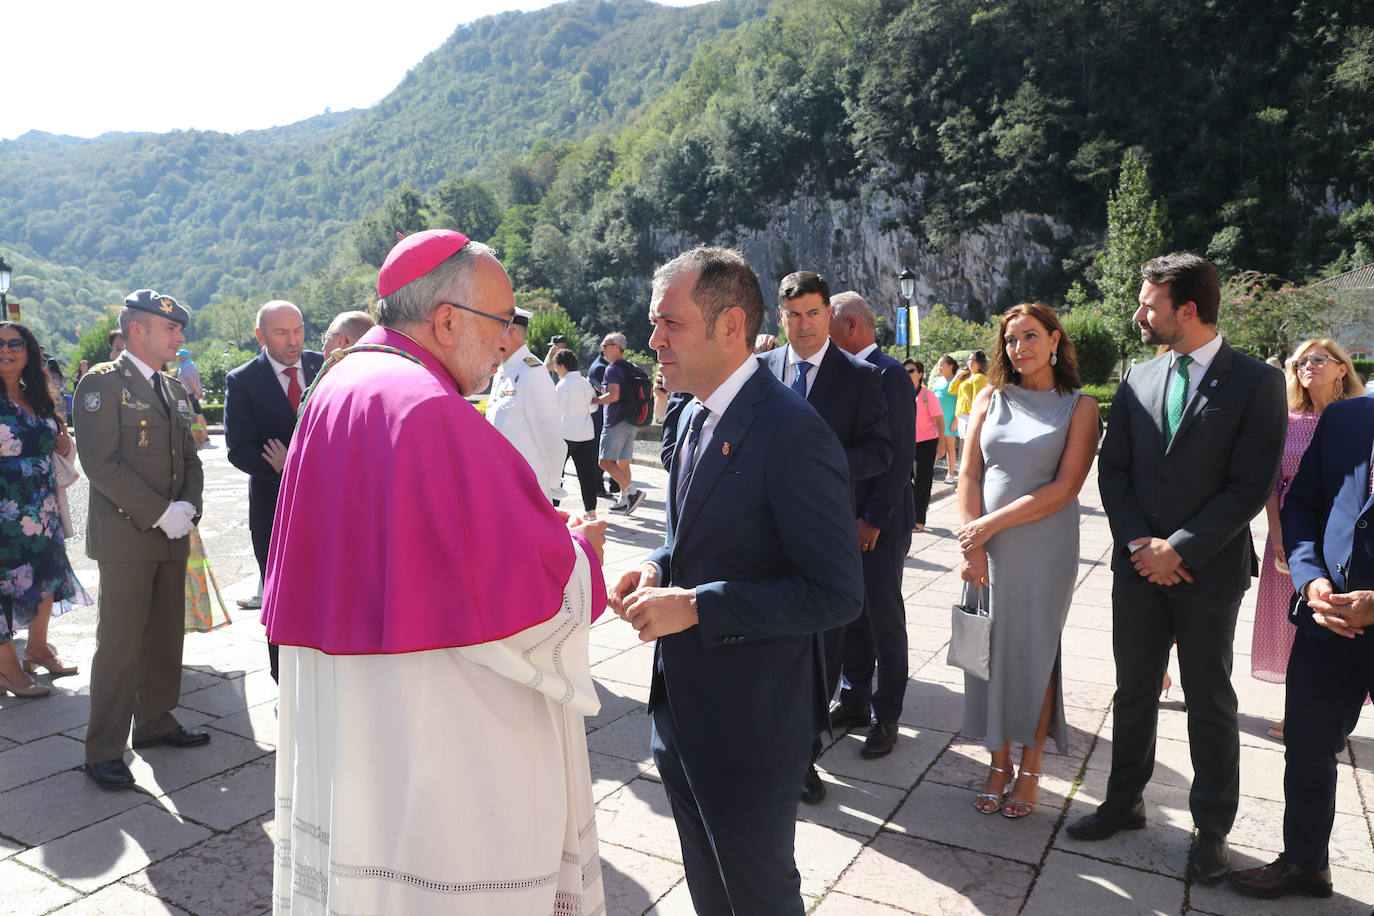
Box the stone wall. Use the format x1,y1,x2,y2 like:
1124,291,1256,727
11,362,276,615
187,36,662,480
653,187,1069,330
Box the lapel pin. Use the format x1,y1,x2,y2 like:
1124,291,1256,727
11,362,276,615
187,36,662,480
722,442,730,456
1210,379,1217,388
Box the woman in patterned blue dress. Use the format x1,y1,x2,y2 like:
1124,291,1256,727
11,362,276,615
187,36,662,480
0,322,90,697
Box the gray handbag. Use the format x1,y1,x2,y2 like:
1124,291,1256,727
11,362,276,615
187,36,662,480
948,583,991,680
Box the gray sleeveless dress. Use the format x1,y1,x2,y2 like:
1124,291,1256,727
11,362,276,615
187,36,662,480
962,385,1083,754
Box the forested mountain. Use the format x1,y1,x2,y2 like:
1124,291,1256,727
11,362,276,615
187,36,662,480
2,0,1371,361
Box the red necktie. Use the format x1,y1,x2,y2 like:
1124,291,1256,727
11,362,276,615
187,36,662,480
284,367,302,412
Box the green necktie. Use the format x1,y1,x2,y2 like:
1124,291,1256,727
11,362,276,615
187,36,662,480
1165,354,1193,443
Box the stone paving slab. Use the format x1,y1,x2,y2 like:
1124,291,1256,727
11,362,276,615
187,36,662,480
3,439,1373,914
17,801,212,894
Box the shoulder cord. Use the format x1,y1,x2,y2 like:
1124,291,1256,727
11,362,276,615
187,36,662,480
296,344,425,420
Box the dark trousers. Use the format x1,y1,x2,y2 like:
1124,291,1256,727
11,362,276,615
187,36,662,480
249,509,279,683
565,438,600,513
652,702,806,916
912,438,938,525
86,559,186,762
1283,625,1374,871
839,525,912,723
1105,574,1242,836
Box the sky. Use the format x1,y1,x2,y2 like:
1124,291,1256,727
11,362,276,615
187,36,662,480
5,0,709,141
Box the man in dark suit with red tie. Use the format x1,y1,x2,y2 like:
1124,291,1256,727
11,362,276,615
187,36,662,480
224,300,323,681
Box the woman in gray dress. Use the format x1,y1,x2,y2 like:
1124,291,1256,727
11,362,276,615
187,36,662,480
956,303,1099,818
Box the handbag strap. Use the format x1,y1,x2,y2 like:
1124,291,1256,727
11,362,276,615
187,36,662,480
963,582,989,615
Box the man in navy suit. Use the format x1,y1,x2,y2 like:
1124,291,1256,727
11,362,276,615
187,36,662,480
828,290,917,759
224,300,323,682
1228,394,1374,900
757,270,890,801
610,247,863,916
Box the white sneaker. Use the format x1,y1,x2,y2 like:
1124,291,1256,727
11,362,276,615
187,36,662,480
583,510,597,521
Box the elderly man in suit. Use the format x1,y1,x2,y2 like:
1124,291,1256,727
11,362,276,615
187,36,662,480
1066,253,1287,884
757,270,891,801
610,247,864,916
224,300,323,681
827,290,917,759
1227,394,1374,900
76,290,206,789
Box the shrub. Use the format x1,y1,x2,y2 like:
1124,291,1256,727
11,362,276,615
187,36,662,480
1059,309,1117,385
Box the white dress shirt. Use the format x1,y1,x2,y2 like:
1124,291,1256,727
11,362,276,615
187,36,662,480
1167,332,1224,405
783,338,830,397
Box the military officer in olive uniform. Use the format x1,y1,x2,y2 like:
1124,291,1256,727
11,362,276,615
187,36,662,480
75,289,207,790
486,307,565,502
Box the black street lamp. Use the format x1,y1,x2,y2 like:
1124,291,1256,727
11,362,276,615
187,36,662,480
898,268,916,357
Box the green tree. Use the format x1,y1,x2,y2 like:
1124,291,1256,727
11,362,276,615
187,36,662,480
1093,150,1170,374
525,302,581,359
1215,271,1359,362
429,176,502,242
1059,308,1117,385
206,295,259,350
901,303,994,372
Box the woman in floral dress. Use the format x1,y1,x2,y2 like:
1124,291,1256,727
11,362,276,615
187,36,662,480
0,322,90,697
1251,338,1364,739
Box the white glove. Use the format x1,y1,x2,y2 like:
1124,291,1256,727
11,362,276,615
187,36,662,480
154,501,194,539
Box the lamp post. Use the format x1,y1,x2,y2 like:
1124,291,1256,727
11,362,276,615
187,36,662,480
898,268,916,357
0,256,12,322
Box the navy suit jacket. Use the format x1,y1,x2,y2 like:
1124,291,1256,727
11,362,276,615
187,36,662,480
757,343,891,508
1282,396,1374,640
647,364,864,769
225,349,324,531
856,348,917,531
1098,340,1286,595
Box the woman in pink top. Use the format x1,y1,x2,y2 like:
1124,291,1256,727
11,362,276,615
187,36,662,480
904,359,946,531
1251,338,1364,740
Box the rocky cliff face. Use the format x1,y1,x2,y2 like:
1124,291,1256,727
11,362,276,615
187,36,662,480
654,186,1069,329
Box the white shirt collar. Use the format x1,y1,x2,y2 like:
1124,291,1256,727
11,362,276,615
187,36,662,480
264,350,301,377
854,342,879,361
700,355,760,419
121,350,159,383
787,338,829,371
500,343,533,371
1172,332,1222,371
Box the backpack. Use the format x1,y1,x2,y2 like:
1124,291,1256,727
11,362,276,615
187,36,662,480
614,359,654,427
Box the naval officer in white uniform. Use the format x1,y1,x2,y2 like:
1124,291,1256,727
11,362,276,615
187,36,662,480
487,307,565,502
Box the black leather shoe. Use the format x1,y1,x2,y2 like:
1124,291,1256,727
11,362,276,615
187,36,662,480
1188,832,1231,884
860,720,898,758
1065,800,1146,840
800,765,826,804
85,759,136,789
132,726,211,749
828,702,871,731
1227,854,1333,899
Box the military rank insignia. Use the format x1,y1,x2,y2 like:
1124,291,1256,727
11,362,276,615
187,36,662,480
158,297,175,314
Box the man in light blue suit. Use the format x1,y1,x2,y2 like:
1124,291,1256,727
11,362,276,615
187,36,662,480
610,247,864,916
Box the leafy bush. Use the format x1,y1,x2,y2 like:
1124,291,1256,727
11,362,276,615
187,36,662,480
525,302,581,360
1059,308,1117,385
1080,382,1117,422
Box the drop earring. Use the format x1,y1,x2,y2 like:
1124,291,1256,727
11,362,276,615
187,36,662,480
1050,351,1058,367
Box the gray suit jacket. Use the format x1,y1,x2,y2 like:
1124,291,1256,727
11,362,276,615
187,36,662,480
1097,339,1286,595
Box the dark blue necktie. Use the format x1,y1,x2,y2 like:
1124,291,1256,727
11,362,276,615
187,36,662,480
790,360,812,397
674,404,710,516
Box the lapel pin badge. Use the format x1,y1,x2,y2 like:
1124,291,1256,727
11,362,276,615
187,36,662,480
722,442,730,456
1210,379,1217,388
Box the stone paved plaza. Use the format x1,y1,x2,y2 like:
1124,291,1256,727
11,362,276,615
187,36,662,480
2,434,1373,915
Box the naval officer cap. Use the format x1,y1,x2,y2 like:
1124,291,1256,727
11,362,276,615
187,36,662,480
123,289,189,328
512,307,532,328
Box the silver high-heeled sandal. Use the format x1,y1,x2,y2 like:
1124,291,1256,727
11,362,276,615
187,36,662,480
975,765,1013,814
1001,771,1041,819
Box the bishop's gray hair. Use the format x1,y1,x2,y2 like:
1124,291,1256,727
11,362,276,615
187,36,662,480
376,241,496,329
